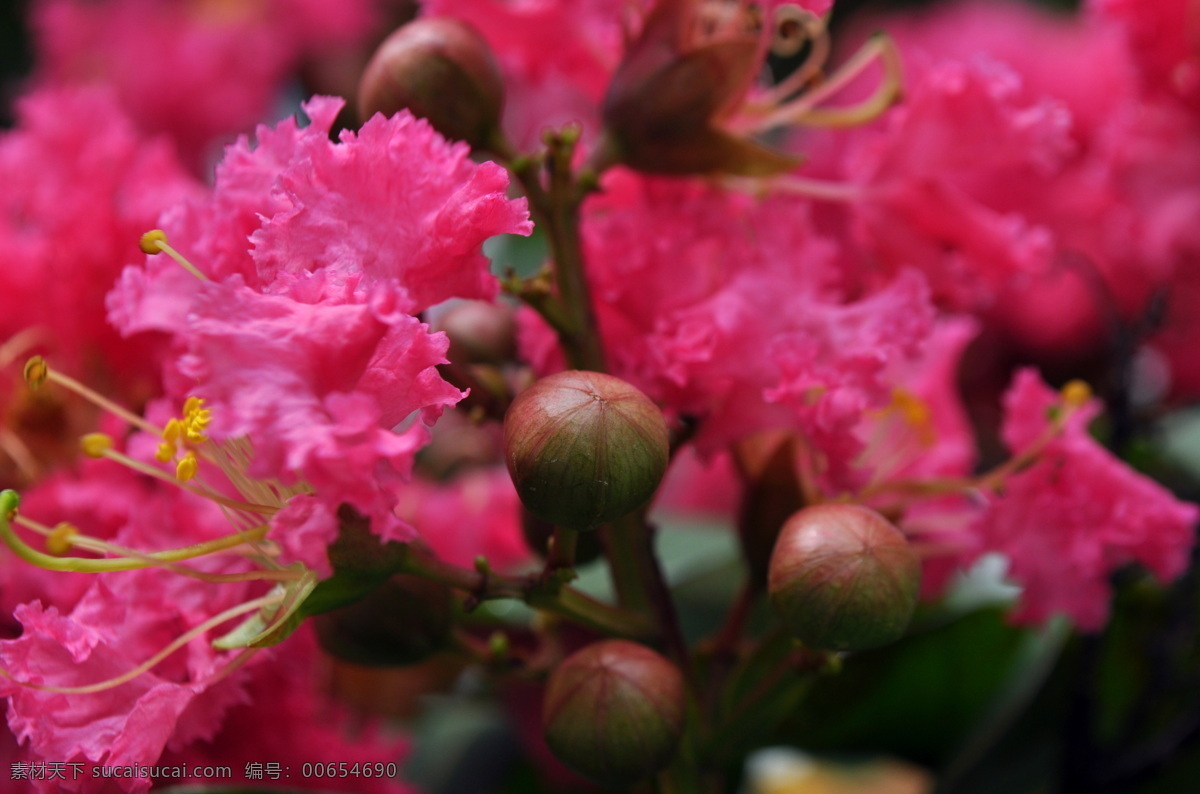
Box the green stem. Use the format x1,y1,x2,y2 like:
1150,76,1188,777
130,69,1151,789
546,526,578,571
399,543,651,638
602,511,697,692
509,129,606,373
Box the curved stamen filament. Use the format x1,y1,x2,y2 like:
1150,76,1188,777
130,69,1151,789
0,592,282,695
753,9,831,107
4,511,270,573
0,429,39,482
86,445,276,516
744,33,902,133
857,383,1094,502
727,174,864,202
16,514,295,583
28,363,161,436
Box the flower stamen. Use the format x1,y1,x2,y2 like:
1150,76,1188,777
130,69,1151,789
139,229,209,281
742,33,903,132
24,357,159,435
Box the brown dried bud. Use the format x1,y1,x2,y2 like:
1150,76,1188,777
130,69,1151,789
768,504,920,651
504,371,669,531
358,18,505,150
543,640,686,786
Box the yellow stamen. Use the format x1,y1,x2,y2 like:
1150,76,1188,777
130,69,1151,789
1061,380,1093,409
80,433,114,458
45,522,78,556
155,441,176,463
137,229,209,282
138,229,169,255
162,418,183,444
22,356,48,389
176,451,199,481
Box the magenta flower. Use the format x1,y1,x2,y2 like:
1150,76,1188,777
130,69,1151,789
393,467,531,572
106,95,531,552
970,370,1197,628
520,171,935,488
31,0,382,164
0,86,198,383
1090,0,1200,114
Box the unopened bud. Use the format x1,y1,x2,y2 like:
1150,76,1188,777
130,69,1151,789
437,300,518,365
768,504,920,651
314,574,453,666
504,371,669,531
598,0,797,176
358,18,505,150
543,640,685,786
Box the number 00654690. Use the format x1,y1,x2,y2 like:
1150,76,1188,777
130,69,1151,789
301,762,399,779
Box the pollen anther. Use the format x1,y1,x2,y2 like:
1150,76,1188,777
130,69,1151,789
139,229,169,255
80,433,114,458
22,356,48,389
176,451,200,481
1061,380,1093,409
46,523,79,556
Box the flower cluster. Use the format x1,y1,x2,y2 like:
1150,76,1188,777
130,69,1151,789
0,0,1198,790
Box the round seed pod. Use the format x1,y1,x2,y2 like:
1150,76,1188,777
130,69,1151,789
768,504,920,651
504,370,669,531
358,18,505,150
542,639,686,786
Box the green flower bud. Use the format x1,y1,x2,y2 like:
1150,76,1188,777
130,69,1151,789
358,18,505,151
768,504,920,651
314,574,453,666
504,371,669,531
543,640,685,786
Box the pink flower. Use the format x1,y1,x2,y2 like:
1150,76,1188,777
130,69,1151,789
0,484,256,791
520,172,936,488
0,462,154,627
419,0,641,148
0,86,199,383
110,95,531,330
1089,0,1200,113
31,0,382,164
421,0,835,157
156,629,413,794
107,95,531,551
969,370,1197,628
175,280,464,553
393,467,531,572
251,103,534,312
807,0,1200,400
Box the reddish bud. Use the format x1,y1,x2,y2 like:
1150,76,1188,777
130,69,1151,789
358,18,505,150
598,0,798,176
437,300,518,365
768,504,920,651
504,371,669,531
543,640,686,786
